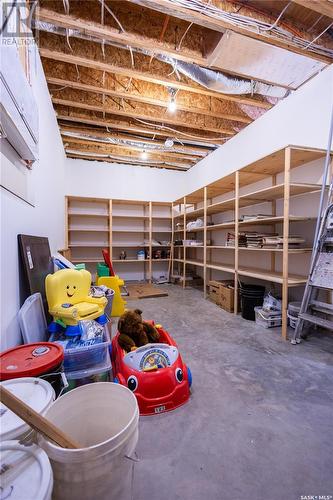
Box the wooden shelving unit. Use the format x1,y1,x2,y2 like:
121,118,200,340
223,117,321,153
65,197,172,282
171,146,331,340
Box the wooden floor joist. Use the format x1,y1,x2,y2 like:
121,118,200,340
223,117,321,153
62,136,199,162
40,49,271,110
66,153,190,171
47,76,252,124
59,126,210,156
56,113,224,145
52,97,236,136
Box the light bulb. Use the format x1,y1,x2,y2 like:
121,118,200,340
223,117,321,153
141,151,148,160
168,98,177,113
165,138,174,148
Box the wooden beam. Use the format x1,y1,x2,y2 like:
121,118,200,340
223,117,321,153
37,7,206,66
61,136,198,162
59,125,209,156
39,48,271,110
292,0,333,18
127,0,332,64
47,76,252,124
66,153,189,171
52,97,235,135
56,112,223,144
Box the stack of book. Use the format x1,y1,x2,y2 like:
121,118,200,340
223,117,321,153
226,232,247,247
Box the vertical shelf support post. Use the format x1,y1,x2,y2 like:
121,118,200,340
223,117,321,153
282,147,291,340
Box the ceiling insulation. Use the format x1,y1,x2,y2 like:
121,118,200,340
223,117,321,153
32,0,333,170
207,31,327,89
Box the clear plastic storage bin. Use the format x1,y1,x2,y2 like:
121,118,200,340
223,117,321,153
50,324,111,372
65,359,111,392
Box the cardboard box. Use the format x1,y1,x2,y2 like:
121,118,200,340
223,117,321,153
208,280,235,312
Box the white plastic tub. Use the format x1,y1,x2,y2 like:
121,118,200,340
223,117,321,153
288,301,302,328
38,382,139,500
0,378,55,442
0,441,53,500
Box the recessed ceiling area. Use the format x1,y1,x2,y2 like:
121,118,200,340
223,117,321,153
33,0,333,171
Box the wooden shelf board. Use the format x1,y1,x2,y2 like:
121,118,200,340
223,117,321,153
186,259,204,267
69,243,107,247
112,229,148,232
112,215,150,219
207,262,235,272
238,267,307,286
112,244,171,248
68,212,109,218
152,259,170,262
71,258,100,263
113,259,149,262
206,246,312,253
177,216,315,233
69,228,109,232
240,147,326,178
238,216,314,226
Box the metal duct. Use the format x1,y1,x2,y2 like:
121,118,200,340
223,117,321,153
34,20,286,98
61,130,208,157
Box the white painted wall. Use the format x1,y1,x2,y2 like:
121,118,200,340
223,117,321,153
66,159,185,202
182,65,333,197
0,49,66,350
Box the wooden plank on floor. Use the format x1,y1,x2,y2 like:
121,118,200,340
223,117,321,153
126,283,168,299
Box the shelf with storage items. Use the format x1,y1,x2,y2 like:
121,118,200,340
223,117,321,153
65,197,172,282
171,146,331,340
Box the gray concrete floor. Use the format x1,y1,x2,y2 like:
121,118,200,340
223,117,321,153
123,285,333,500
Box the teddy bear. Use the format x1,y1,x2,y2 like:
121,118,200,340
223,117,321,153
117,308,160,352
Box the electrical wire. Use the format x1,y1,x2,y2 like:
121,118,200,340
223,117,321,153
260,1,291,32
304,21,333,50
134,117,228,142
100,0,125,32
167,0,333,58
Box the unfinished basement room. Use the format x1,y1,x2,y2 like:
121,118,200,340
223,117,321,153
1,1,333,499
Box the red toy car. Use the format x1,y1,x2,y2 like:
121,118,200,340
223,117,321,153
111,323,192,415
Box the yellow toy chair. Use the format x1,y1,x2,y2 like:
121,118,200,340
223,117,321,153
46,269,107,335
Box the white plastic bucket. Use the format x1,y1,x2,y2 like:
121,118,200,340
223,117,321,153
0,440,53,500
0,378,55,442
38,382,139,500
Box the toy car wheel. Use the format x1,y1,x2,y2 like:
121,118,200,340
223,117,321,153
186,366,192,388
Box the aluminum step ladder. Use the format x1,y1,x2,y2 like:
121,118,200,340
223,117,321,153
291,106,333,344
291,203,333,343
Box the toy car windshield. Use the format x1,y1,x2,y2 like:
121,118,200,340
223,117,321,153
124,343,179,372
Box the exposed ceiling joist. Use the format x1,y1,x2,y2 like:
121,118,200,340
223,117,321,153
56,113,224,145
59,125,210,155
52,97,235,135
66,152,190,171
47,76,252,124
292,0,333,18
37,7,205,66
62,136,199,162
126,0,332,63
39,48,271,110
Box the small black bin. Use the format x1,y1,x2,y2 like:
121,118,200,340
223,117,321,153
240,283,265,321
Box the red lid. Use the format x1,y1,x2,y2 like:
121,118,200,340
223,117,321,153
0,342,64,381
